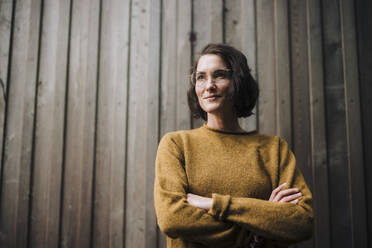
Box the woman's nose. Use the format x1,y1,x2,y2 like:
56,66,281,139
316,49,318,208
205,77,216,90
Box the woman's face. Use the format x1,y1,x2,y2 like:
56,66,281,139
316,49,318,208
195,54,234,116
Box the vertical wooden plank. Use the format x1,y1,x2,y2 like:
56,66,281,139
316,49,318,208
192,0,223,128
256,0,276,135
93,0,130,247
60,0,99,247
288,1,313,248
307,0,331,247
125,0,161,247
29,1,70,247
340,0,367,247
0,0,41,247
160,0,192,135
224,0,257,132
0,0,13,187
274,0,291,143
160,0,177,137
355,0,372,246
240,0,257,83
193,0,223,47
240,0,258,133
225,0,243,50
289,0,313,191
321,0,352,247
159,1,192,246
174,0,192,133
145,2,161,248
126,1,146,246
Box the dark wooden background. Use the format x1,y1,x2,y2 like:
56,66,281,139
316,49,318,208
0,0,371,247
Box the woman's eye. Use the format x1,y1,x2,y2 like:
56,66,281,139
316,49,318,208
215,72,226,78
196,75,205,80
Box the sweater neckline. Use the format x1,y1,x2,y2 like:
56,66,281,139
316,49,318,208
201,123,256,135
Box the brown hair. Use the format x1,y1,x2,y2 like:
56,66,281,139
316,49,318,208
187,43,259,120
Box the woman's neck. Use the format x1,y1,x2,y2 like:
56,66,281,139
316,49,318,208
206,113,245,132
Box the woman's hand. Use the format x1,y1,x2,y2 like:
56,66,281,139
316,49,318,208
187,193,213,210
187,182,301,211
269,183,302,204
247,183,302,247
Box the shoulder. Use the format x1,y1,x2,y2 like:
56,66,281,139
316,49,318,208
158,128,200,149
161,128,198,139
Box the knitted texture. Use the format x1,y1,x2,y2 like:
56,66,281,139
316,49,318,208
154,124,314,248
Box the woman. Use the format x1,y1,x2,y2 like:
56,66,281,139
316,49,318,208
154,44,314,248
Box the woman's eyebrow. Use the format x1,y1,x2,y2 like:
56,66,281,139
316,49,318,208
214,69,230,72
196,68,230,74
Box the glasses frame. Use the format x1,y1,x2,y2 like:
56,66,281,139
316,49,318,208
191,69,232,87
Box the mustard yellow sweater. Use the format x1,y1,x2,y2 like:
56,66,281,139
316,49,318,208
154,124,314,248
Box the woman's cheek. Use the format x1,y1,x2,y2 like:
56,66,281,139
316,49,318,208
226,83,234,100
195,88,205,108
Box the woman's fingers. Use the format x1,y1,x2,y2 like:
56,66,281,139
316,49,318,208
269,183,302,204
290,199,299,204
280,192,302,203
273,188,300,202
269,183,287,201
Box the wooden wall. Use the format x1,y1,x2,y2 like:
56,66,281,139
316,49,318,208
0,0,370,247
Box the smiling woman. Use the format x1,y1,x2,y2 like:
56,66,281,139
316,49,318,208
194,55,235,119
154,44,314,248
188,44,258,123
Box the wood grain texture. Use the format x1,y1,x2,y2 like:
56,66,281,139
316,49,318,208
125,0,160,247
240,0,258,132
321,0,352,247
30,1,70,247
288,1,313,248
340,0,367,246
0,0,41,247
274,0,291,143
60,0,99,247
145,2,161,247
256,0,276,135
355,0,372,246
289,0,312,192
193,0,223,48
160,0,192,136
306,0,331,247
0,0,13,188
93,0,130,247
224,0,257,132
192,0,223,129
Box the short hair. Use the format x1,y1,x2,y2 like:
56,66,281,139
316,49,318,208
187,43,259,120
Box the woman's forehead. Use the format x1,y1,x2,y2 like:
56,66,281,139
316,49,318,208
197,54,227,71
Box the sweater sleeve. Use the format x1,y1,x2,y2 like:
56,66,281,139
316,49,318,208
154,134,243,246
207,137,314,243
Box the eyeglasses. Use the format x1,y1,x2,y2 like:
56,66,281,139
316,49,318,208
192,69,231,87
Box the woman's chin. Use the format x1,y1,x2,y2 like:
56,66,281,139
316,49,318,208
201,101,235,116
201,103,222,114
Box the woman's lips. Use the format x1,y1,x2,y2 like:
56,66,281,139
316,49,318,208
203,95,220,101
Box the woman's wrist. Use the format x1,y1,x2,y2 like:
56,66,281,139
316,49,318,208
187,193,213,210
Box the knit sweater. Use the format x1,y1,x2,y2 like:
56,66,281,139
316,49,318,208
154,124,314,248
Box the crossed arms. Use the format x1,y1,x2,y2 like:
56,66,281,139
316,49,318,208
154,134,314,247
